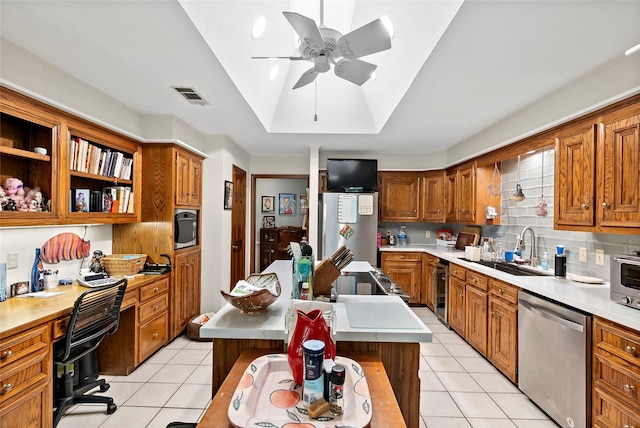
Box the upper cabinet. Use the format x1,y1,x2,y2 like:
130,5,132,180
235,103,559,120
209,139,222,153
1,87,141,226
379,172,422,222
175,149,202,207
421,171,445,222
555,100,640,234
445,162,499,225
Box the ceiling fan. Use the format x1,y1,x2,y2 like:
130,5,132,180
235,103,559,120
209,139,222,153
253,4,392,89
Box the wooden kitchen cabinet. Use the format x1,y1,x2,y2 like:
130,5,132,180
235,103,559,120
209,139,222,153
487,278,518,383
422,254,438,309
592,317,640,427
465,271,489,356
379,172,422,222
381,252,422,304
259,228,278,272
175,149,202,207
173,248,201,336
444,162,498,225
447,263,466,336
0,324,51,428
421,171,445,222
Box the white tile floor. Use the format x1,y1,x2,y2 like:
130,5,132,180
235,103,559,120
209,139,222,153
57,306,558,427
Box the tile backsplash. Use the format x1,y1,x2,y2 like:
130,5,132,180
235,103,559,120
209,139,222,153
381,149,640,281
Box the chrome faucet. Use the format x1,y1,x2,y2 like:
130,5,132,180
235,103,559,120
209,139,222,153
515,226,537,266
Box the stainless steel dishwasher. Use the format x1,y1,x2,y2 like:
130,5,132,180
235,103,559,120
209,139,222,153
518,291,591,428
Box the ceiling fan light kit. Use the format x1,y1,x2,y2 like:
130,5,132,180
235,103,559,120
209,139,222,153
260,10,391,90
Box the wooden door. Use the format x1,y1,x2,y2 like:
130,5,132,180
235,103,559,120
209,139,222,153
466,285,488,356
457,164,476,223
445,171,458,222
190,157,202,207
422,254,436,309
175,150,191,206
378,172,421,221
422,171,445,222
230,165,247,286
448,277,465,336
173,251,189,334
488,297,518,382
555,124,596,227
600,113,640,228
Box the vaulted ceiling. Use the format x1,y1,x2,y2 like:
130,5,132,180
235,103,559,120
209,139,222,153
1,1,639,156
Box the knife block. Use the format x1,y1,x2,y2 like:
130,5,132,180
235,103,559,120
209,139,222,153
313,258,340,297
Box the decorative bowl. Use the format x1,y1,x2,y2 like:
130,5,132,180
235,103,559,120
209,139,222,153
221,273,281,314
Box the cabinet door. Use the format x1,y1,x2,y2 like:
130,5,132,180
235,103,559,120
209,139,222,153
445,171,458,222
175,151,191,206
381,256,421,304
189,157,202,207
448,277,465,336
457,165,476,223
600,112,640,228
488,296,518,382
555,124,596,227
422,254,436,309
465,285,488,356
422,172,445,222
173,249,201,336
379,172,421,221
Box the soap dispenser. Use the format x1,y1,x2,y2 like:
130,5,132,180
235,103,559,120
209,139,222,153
541,251,549,270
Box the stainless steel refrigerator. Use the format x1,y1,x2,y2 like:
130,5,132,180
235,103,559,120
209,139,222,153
318,192,378,267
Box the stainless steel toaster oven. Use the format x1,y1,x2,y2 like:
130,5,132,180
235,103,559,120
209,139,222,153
611,252,640,310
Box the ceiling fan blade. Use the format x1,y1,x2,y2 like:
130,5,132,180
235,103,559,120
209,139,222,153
334,58,377,86
283,12,325,51
337,19,391,59
293,67,318,89
251,56,306,61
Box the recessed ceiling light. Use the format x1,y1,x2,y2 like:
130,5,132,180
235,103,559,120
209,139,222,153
269,65,280,81
625,42,640,56
380,16,394,39
252,16,266,39
371,72,377,80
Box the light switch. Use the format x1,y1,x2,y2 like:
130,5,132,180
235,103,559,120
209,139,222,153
595,250,605,266
579,248,587,263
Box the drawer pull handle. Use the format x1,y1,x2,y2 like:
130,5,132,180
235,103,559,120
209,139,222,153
152,333,158,339
623,425,635,428
1,350,13,359
499,289,504,294
153,287,159,293
1,383,13,393
624,384,636,393
581,203,589,209
626,345,637,354
153,305,159,311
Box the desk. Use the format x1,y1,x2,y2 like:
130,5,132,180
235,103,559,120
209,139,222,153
198,349,407,427
0,274,170,428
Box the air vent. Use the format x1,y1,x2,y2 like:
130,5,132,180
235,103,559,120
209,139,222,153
172,86,209,105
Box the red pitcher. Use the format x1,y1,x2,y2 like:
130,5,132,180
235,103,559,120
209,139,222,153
287,308,336,385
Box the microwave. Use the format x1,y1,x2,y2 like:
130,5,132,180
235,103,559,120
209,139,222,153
175,209,198,249
611,252,640,310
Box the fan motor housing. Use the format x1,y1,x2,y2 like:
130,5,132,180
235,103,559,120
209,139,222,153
299,26,342,60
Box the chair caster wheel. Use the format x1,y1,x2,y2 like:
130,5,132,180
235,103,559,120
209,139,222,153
107,403,117,414
100,384,110,392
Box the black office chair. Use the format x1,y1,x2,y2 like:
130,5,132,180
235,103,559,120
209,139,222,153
53,279,128,427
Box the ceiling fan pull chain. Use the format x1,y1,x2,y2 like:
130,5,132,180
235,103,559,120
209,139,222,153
314,79,318,122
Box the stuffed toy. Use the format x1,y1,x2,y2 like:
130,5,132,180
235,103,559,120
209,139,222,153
1,178,25,211
24,187,43,212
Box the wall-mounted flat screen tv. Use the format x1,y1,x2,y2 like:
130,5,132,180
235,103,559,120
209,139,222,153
326,158,378,192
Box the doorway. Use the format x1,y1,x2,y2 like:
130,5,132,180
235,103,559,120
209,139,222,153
230,165,246,287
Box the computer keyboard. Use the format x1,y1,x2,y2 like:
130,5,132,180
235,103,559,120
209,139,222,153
77,277,119,288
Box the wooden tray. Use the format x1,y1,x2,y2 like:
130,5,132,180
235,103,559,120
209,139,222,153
227,354,372,428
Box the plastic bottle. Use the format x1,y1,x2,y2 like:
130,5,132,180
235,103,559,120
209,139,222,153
541,251,549,270
301,282,310,300
31,248,44,292
398,226,407,246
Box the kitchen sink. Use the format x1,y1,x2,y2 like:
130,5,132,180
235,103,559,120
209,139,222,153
467,260,554,276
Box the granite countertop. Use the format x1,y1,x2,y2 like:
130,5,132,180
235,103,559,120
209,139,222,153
380,244,640,331
200,260,432,343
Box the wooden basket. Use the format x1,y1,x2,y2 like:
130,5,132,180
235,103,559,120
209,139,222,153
100,254,147,277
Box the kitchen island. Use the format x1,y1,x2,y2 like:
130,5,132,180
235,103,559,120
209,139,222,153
200,260,432,427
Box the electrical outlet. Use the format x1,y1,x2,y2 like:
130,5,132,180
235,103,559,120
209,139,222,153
425,231,431,238
7,252,18,269
595,250,605,266
579,247,587,263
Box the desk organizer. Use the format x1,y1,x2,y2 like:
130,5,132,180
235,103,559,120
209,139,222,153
227,354,371,428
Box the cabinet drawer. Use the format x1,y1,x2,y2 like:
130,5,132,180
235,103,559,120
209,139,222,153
594,318,640,365
594,353,640,407
139,294,168,324
0,325,48,370
489,279,518,304
121,289,138,310
382,252,421,262
450,264,466,281
139,278,169,302
467,271,488,291
0,351,48,405
138,312,168,362
593,386,640,427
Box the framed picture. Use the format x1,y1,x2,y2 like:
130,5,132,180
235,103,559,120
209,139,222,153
261,195,275,213
299,195,308,214
73,188,90,212
224,180,233,210
279,193,296,215
262,215,276,229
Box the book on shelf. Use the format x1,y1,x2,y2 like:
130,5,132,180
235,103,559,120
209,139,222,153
103,186,132,213
69,136,132,180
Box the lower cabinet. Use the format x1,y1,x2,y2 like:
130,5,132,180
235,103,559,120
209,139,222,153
448,276,466,336
592,317,640,427
381,252,422,304
0,324,51,428
423,254,438,309
137,279,169,362
465,271,489,356
172,248,202,337
487,279,518,383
